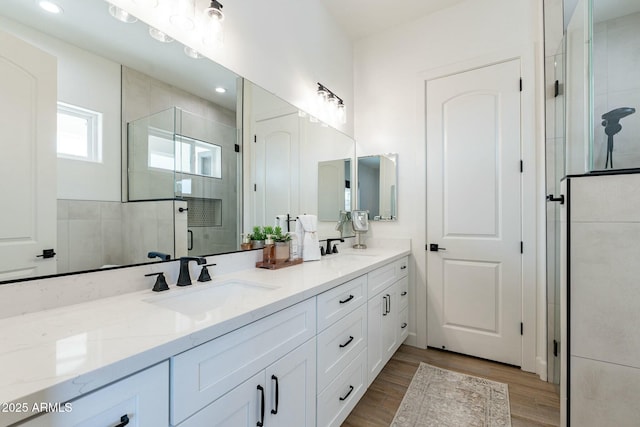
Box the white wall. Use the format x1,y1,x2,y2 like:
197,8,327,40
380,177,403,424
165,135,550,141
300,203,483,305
0,16,122,202
107,0,354,136
353,0,545,374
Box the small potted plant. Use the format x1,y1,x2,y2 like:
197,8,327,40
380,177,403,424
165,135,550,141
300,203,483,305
250,226,266,249
273,226,291,263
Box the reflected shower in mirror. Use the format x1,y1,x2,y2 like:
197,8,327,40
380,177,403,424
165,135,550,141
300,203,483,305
357,154,398,221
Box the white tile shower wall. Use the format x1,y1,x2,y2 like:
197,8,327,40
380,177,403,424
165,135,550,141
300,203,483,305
569,173,640,424
122,201,175,265
592,12,640,170
0,249,263,320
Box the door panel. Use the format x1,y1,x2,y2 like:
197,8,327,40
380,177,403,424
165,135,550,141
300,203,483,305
426,59,522,366
0,30,57,280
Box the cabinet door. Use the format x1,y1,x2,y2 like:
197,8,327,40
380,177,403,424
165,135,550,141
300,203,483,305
367,291,386,386
24,362,168,427
382,281,399,362
179,371,266,427
267,339,316,427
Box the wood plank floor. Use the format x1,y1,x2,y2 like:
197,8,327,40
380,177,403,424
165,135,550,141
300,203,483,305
342,345,560,427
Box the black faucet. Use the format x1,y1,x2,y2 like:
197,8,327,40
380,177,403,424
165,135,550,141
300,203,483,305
325,238,344,255
177,257,207,286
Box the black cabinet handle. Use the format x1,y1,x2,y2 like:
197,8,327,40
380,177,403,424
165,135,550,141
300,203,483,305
386,294,391,314
271,375,279,415
401,323,408,329
400,265,407,270
114,414,130,427
382,296,388,316
401,291,407,296
339,335,354,348
339,294,354,304
257,385,265,426
339,385,354,401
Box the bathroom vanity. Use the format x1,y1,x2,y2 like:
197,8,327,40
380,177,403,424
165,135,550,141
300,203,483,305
0,241,410,427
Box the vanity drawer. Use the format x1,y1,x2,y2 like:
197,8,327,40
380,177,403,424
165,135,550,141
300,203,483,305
399,306,409,342
317,349,367,427
24,362,169,427
398,275,409,311
368,256,408,297
317,303,367,392
170,298,316,425
317,274,367,331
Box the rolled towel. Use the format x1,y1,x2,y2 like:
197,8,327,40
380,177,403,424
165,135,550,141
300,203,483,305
297,214,321,261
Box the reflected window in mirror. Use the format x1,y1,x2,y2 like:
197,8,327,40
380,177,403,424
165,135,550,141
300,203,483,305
57,102,102,162
357,154,398,221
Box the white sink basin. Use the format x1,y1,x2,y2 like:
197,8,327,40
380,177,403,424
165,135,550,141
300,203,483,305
144,280,278,316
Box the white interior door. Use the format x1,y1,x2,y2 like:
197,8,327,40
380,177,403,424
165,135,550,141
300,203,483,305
0,30,57,281
252,113,299,226
426,59,522,366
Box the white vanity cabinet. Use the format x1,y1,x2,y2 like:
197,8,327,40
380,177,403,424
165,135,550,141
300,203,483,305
367,257,409,385
23,362,169,427
171,298,316,426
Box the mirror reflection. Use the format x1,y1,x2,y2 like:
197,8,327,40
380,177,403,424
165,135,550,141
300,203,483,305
0,0,354,283
357,154,398,221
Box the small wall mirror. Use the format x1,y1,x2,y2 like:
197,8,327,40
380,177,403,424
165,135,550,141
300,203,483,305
357,154,398,221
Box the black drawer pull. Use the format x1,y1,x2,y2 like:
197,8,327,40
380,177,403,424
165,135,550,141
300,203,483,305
339,294,354,304
400,265,407,270
257,385,265,426
339,385,354,401
271,375,279,415
382,295,388,316
401,323,408,329
114,415,130,427
339,335,354,348
401,291,407,296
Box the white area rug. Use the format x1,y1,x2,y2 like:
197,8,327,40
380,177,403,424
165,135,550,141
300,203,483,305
391,363,512,427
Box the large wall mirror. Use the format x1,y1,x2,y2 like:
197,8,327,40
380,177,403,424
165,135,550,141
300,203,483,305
357,154,398,221
0,0,354,283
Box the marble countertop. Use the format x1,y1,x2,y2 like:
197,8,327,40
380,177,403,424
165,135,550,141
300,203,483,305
0,243,409,425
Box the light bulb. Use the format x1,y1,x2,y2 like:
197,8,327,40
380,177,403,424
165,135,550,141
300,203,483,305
109,4,137,23
215,87,226,93
337,102,347,124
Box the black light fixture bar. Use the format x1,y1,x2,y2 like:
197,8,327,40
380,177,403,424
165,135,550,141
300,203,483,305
317,82,343,104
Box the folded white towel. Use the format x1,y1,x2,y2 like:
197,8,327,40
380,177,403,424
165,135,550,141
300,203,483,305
297,214,321,261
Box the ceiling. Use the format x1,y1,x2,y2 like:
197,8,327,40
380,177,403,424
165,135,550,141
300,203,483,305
319,0,467,40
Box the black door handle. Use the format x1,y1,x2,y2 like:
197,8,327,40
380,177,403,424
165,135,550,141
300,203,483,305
36,249,56,259
114,414,130,427
339,335,354,348
429,244,446,252
401,322,408,329
401,291,407,296
546,194,565,204
339,385,354,401
257,385,265,426
179,207,188,212
271,375,279,415
339,295,354,304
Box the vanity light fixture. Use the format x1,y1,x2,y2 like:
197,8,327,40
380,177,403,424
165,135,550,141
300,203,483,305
203,0,225,47
38,0,63,14
149,26,174,43
316,83,346,124
108,3,137,23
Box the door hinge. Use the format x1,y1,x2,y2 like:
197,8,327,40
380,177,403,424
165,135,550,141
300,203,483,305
520,241,523,254
234,144,240,153
553,339,559,357
254,135,257,143
254,184,257,191
520,160,523,173
520,322,524,335
519,78,523,92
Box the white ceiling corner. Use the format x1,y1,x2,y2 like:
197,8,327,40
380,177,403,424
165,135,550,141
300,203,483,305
319,0,468,40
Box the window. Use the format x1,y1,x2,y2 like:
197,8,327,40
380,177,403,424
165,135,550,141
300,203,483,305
57,102,102,162
148,130,222,179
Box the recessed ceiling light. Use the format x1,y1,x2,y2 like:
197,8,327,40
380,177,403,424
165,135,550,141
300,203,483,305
149,26,174,43
109,4,138,23
184,46,203,59
215,87,226,94
38,1,63,14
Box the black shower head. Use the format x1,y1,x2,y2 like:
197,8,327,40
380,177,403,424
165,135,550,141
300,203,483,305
602,107,636,124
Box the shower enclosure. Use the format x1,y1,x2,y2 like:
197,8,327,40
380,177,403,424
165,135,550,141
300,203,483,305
128,107,240,258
